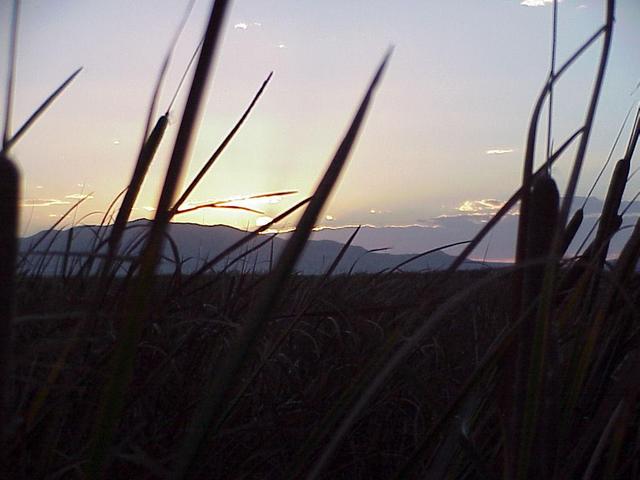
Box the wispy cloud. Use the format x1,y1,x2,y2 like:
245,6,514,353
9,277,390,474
65,193,94,200
486,148,515,155
234,21,261,30
520,0,562,6
21,198,71,207
457,199,506,214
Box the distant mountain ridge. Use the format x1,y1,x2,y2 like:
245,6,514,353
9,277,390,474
18,219,488,276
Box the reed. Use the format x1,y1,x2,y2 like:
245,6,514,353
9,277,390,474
0,1,20,456
86,1,230,477
0,153,19,443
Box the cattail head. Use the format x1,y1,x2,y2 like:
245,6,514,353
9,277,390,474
527,173,560,261
562,207,583,256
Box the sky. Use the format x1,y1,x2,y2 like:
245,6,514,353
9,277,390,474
1,0,639,260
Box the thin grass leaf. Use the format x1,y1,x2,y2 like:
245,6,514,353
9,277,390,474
175,203,264,215
2,0,19,148
545,0,559,170
86,1,230,477
552,0,615,253
302,264,536,480
581,102,637,210
175,196,311,296
174,190,297,215
516,22,608,269
165,39,203,115
172,48,392,480
210,225,364,432
2,68,82,154
170,71,274,214
103,114,170,278
17,194,91,270
0,2,21,443
101,0,195,278
384,240,471,276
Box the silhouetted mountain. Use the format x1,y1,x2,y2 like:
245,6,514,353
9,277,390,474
18,219,488,276
306,196,640,261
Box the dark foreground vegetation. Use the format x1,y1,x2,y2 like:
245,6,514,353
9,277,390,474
2,0,640,478
11,271,510,479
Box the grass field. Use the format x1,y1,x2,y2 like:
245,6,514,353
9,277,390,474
10,271,508,478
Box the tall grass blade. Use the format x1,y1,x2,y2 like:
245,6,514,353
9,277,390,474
0,154,19,445
1,3,21,450
302,265,531,480
86,1,230,477
102,114,169,278
102,0,196,277
2,0,19,148
515,22,608,269
517,174,559,479
172,48,392,479
581,102,637,210
545,0,559,170
553,0,615,249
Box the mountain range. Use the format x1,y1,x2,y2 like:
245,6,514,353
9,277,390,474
18,219,488,276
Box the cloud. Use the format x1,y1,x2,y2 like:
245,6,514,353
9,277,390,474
234,21,261,30
486,148,514,155
520,0,560,6
256,216,273,227
457,199,507,214
65,193,94,200
21,198,71,207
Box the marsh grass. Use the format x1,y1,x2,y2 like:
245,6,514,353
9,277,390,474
4,0,640,479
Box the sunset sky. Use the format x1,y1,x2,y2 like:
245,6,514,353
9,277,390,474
1,0,639,259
